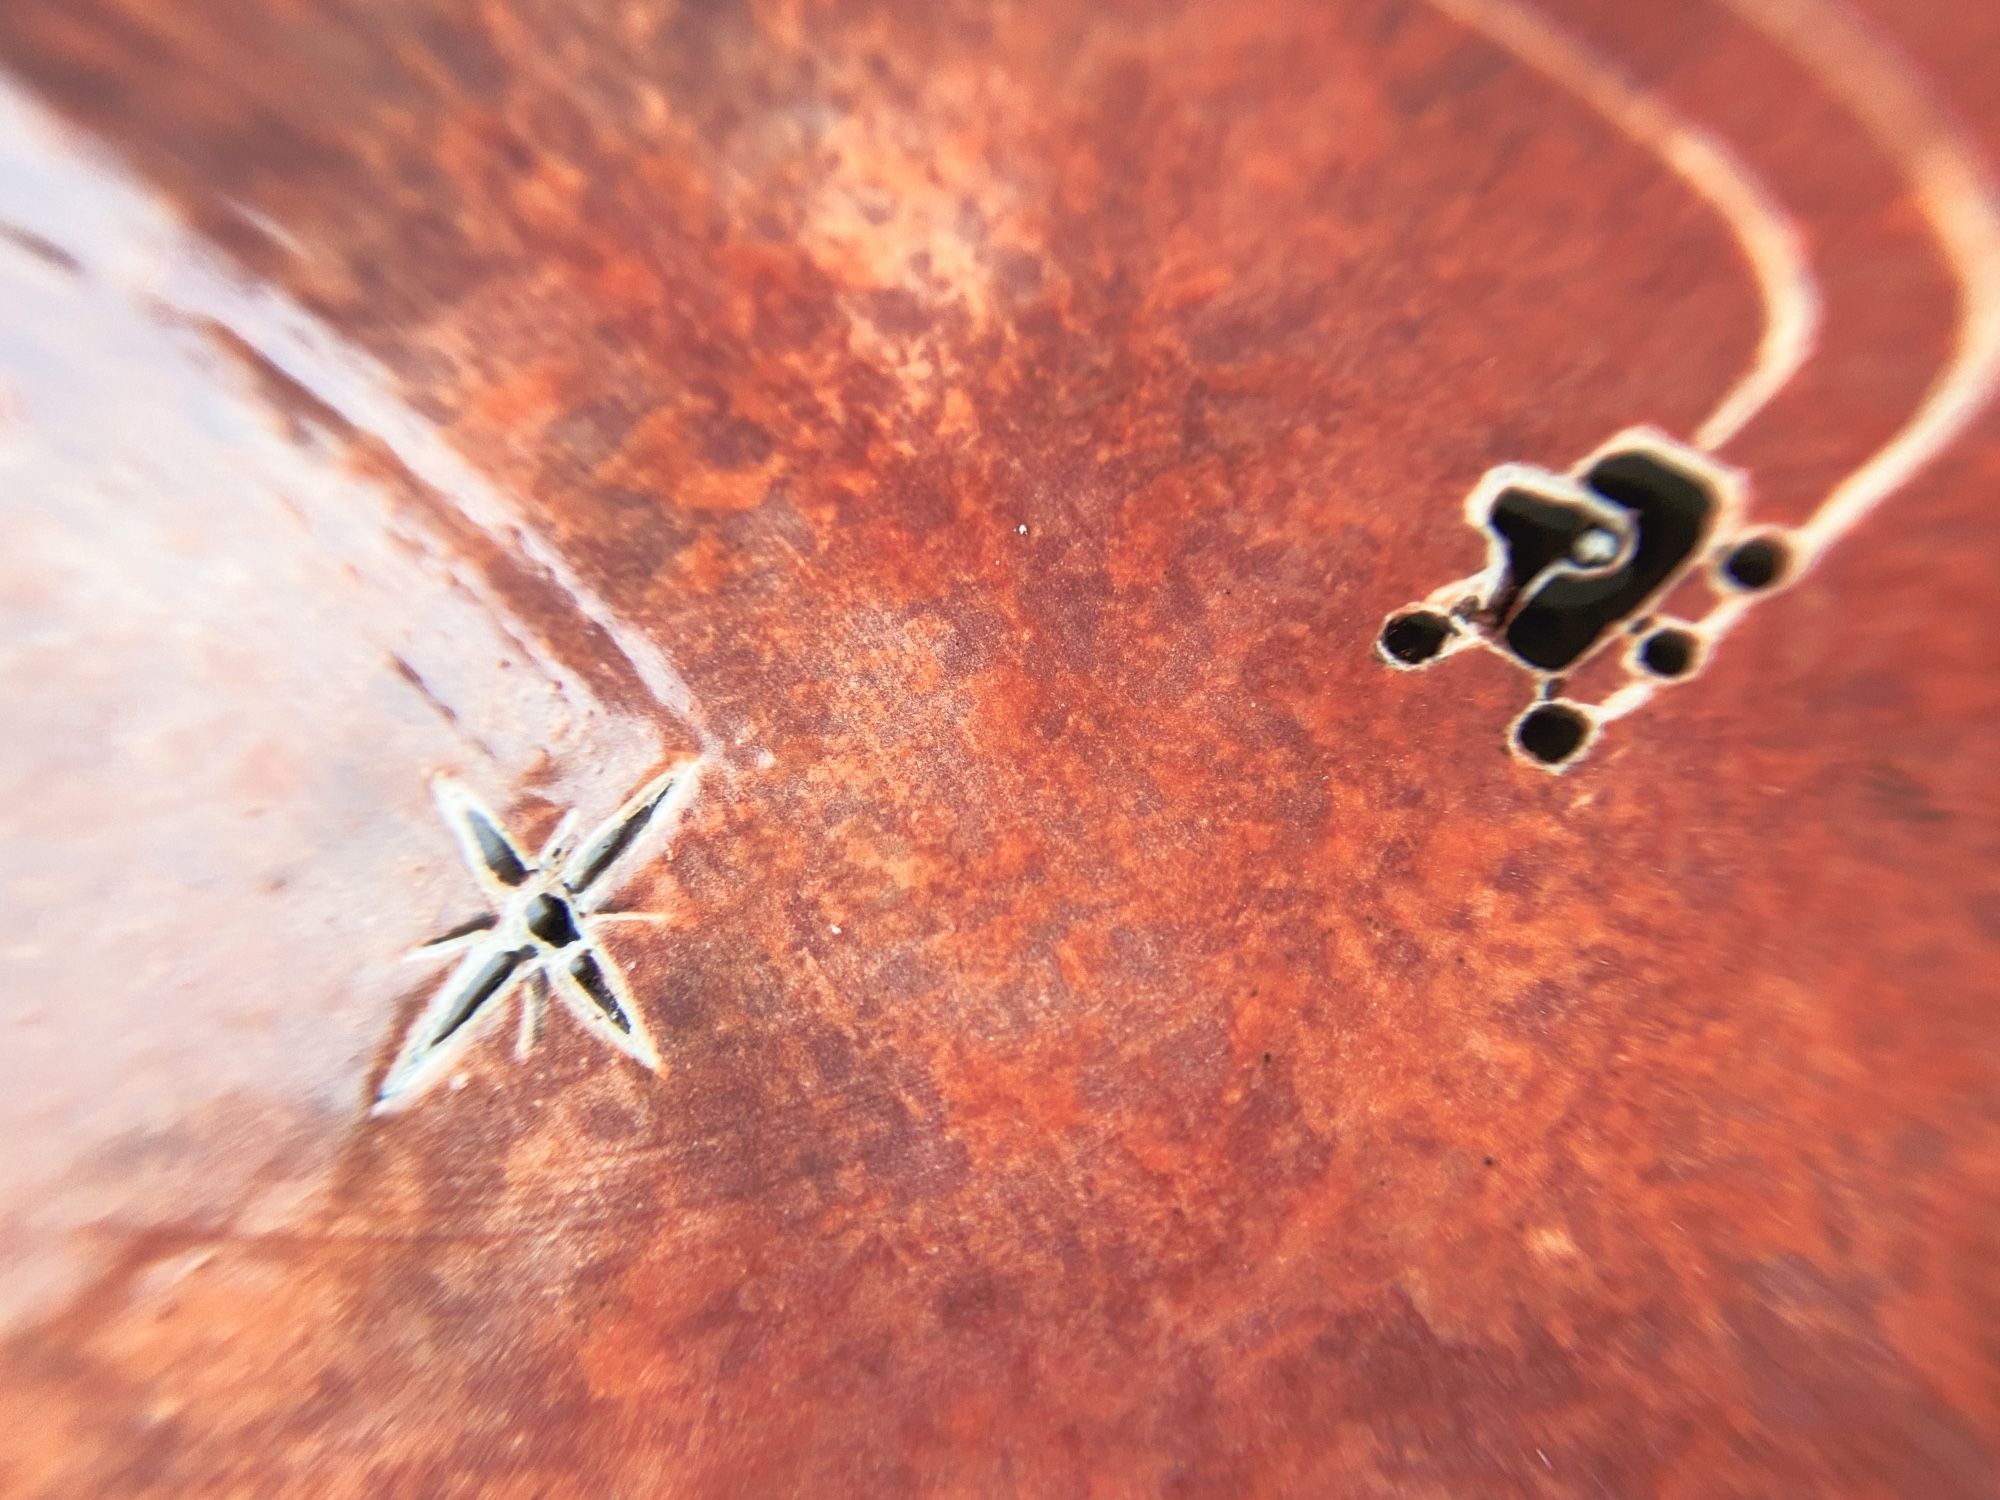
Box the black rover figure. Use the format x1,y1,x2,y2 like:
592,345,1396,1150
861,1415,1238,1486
1378,429,1790,767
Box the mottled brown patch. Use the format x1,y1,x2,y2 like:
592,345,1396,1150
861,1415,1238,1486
1,0,1998,1496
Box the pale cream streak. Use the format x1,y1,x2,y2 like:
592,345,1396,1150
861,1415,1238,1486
180,280,713,736
1717,0,2000,558
0,78,710,746
1603,0,2000,725
1424,0,1820,451
1596,592,1754,724
1404,0,1817,740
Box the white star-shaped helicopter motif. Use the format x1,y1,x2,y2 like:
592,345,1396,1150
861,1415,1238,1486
374,762,694,1111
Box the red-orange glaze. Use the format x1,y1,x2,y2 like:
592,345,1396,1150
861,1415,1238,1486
0,1,1995,1495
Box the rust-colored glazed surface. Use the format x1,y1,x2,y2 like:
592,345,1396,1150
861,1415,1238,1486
0,0,1996,1495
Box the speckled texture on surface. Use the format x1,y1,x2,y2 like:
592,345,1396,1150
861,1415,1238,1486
0,0,1996,1495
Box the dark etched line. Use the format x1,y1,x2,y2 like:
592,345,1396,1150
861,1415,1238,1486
418,911,498,947
0,219,81,273
568,951,633,1033
433,947,529,1044
567,783,672,894
387,653,501,762
466,809,529,886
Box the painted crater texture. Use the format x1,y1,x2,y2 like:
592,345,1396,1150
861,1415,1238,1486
0,0,1996,1495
